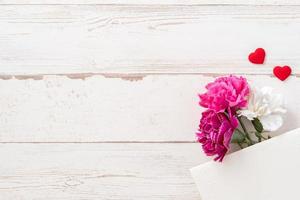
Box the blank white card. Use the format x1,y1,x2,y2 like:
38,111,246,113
190,128,300,200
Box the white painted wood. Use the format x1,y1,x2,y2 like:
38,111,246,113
0,2,299,199
0,143,208,200
0,0,299,5
0,5,299,74
0,75,298,142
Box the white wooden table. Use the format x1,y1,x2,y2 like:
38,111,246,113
0,1,299,199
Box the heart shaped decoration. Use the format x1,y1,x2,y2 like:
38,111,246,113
248,48,265,64
273,66,292,81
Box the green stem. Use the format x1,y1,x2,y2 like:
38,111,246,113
255,131,269,140
258,135,262,142
237,142,244,149
238,117,254,145
261,134,270,140
235,128,251,146
235,128,245,135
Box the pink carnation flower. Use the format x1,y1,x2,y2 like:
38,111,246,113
199,75,250,112
196,109,238,162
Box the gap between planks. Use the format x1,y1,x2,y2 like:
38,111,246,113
0,4,300,75
0,141,196,143
0,73,298,81
0,74,298,142
0,143,206,200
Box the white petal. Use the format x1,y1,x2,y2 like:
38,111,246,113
261,86,273,95
238,110,257,120
259,115,283,132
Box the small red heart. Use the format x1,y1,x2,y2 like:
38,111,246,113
273,66,292,81
248,48,265,64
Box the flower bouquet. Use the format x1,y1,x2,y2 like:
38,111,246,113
190,75,300,200
196,75,286,161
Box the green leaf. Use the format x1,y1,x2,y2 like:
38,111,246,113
255,132,262,142
231,130,245,143
252,118,264,133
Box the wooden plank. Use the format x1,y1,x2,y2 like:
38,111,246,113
0,5,299,74
0,74,298,142
0,0,299,5
0,143,207,200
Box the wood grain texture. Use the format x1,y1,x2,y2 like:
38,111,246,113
0,2,299,200
0,0,299,5
0,143,208,200
0,75,298,142
0,4,299,74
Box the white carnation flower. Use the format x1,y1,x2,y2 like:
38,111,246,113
239,86,286,132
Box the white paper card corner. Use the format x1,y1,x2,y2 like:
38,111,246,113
190,128,300,200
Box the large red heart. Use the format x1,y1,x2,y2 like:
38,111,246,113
248,48,265,64
273,66,292,81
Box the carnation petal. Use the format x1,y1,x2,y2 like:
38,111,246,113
238,110,257,120
239,86,286,130
198,75,250,112
259,114,283,132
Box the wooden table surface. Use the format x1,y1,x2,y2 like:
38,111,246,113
0,1,299,199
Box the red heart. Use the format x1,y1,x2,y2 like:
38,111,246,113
273,66,292,81
248,48,265,64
